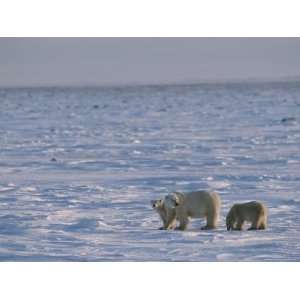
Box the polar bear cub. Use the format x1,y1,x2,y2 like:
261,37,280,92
151,199,176,230
164,190,221,230
226,201,267,231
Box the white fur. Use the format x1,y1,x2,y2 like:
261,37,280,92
165,190,221,230
163,193,178,210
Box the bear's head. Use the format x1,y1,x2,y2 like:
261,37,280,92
226,207,235,231
164,193,181,209
226,214,231,231
151,199,164,209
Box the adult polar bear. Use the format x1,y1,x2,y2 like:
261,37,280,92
155,190,221,230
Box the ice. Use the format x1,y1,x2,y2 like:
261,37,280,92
0,82,300,261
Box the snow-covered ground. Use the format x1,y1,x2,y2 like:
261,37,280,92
0,82,300,261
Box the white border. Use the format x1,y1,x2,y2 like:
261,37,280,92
0,0,300,36
1,1,299,299
1,262,299,300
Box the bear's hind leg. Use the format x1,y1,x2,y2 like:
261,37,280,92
201,216,216,230
257,218,267,230
201,225,215,230
203,209,218,230
248,217,262,230
248,226,258,230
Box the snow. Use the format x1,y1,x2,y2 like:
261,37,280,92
0,82,300,261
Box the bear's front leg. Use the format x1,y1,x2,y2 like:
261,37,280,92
165,224,176,230
159,224,172,230
175,219,188,231
163,213,176,230
232,218,244,230
248,226,258,230
175,225,186,231
174,209,188,230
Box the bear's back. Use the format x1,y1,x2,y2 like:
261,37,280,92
184,190,221,217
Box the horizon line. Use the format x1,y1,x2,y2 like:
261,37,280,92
0,76,300,90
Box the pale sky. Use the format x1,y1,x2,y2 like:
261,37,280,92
0,38,300,87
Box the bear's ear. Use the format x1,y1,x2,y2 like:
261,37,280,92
173,193,182,206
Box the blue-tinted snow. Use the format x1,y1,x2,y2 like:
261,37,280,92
0,82,300,261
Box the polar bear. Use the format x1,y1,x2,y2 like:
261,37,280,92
151,199,176,230
163,190,221,230
226,201,267,231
